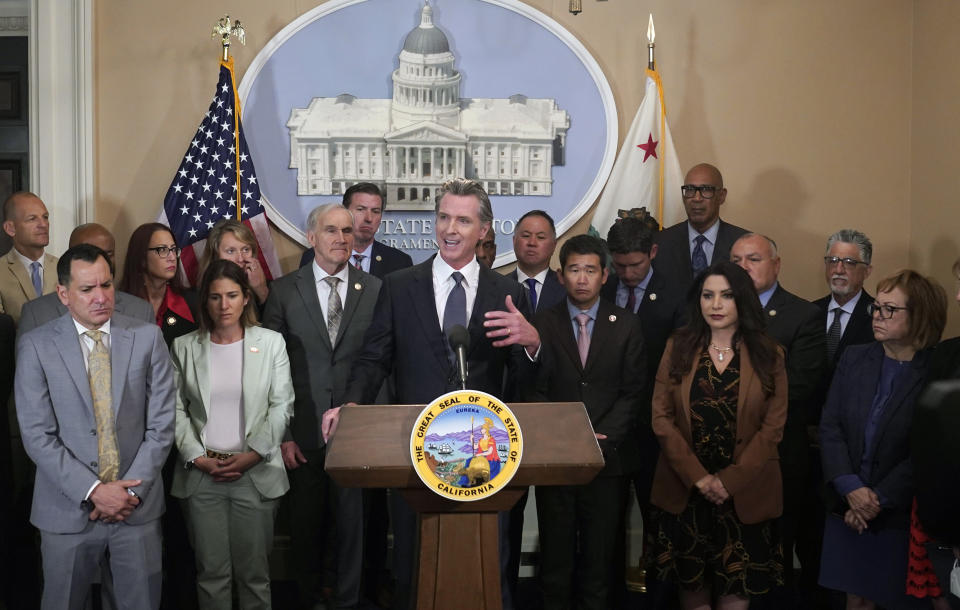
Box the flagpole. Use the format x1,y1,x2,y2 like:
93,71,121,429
213,15,247,219
647,15,666,230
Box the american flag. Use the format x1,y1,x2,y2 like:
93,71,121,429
160,57,281,285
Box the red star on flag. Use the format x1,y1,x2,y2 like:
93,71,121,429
637,133,659,162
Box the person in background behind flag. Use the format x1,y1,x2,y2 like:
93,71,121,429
200,218,270,317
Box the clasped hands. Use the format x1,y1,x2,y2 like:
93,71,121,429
695,473,729,505
89,479,141,523
193,451,263,482
843,486,880,534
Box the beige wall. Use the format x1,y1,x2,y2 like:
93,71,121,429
93,0,960,335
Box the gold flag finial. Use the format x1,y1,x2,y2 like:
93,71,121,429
647,14,656,69
212,15,246,62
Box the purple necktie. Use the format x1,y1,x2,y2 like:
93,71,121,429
576,313,590,367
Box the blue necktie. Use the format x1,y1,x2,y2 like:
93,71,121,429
30,261,43,297
524,278,538,312
443,272,466,333
692,235,708,275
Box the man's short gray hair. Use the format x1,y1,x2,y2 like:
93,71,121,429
825,229,872,265
737,232,779,258
433,178,493,226
306,203,353,233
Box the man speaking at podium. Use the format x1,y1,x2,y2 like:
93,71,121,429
327,178,541,609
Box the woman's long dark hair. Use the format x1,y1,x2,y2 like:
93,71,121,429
668,260,781,397
119,223,188,300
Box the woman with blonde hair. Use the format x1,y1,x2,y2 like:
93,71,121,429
200,218,270,311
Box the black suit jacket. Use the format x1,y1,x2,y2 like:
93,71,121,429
344,257,535,406
762,285,827,475
263,265,382,450
506,268,565,312
652,219,749,293
530,299,646,476
300,240,413,279
819,342,930,529
814,289,875,371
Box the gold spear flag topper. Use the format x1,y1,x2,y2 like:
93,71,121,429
647,14,656,69
212,15,246,61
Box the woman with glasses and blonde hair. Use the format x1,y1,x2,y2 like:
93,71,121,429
120,222,198,347
199,218,270,312
819,270,947,610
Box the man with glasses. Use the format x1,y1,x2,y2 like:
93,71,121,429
652,163,748,294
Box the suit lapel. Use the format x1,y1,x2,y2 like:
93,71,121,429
193,332,212,418
42,253,58,294
737,344,756,444
294,266,332,351
241,328,260,435
409,260,448,369
584,301,615,373
5,250,33,300
550,303,583,373
336,266,367,350
369,242,383,277
109,320,133,415
54,317,95,415
468,267,499,353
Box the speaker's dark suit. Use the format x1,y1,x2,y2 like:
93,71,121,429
530,298,646,610
814,289,875,372
507,268,566,312
343,256,534,609
300,240,413,278
263,264,382,608
652,219,749,292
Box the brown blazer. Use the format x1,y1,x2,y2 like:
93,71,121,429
650,338,787,524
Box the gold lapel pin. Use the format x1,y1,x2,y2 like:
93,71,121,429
608,314,617,322
375,255,382,262
166,316,177,326
768,309,777,317
249,346,259,353
354,282,362,290
649,293,657,301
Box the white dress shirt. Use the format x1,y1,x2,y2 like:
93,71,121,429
826,289,864,338
687,220,720,265
432,255,480,330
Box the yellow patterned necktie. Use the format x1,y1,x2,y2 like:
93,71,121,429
85,330,119,482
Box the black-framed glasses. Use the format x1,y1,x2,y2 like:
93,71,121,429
147,245,181,258
823,256,868,269
867,302,909,319
681,184,718,199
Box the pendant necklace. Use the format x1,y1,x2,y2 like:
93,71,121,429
710,343,733,362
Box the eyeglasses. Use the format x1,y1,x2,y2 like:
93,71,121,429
823,256,868,269
681,185,718,199
147,245,182,258
867,302,909,319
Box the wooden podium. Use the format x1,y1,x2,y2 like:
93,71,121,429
325,402,604,610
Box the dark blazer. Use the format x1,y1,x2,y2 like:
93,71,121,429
506,268,566,312
927,336,960,383
18,290,154,337
819,342,930,529
652,219,749,292
763,284,827,474
299,240,413,279
651,339,788,524
159,288,199,348
601,270,683,412
344,257,534,406
263,264,381,450
530,298,646,475
814,289,875,370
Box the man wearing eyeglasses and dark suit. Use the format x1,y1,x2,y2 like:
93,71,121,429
651,163,749,296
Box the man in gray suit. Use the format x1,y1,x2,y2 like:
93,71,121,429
263,203,383,610
18,223,153,335
15,244,175,609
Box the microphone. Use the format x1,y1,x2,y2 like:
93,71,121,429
447,324,470,390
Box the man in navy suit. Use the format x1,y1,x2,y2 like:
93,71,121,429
299,182,413,278
507,210,565,312
731,233,826,609
652,163,748,294
331,178,541,609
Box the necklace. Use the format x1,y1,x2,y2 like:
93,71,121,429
710,343,733,362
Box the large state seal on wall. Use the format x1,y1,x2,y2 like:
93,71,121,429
410,390,523,501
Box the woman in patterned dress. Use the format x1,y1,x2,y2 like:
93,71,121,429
650,261,788,610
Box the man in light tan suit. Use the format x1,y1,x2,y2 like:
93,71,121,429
1,192,58,323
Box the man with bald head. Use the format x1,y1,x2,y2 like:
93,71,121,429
652,163,749,294
730,233,825,608
18,223,153,335
0,191,58,323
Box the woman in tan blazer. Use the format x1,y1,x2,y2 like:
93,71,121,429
649,261,787,610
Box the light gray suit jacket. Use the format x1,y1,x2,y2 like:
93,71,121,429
262,264,382,451
17,290,154,338
15,312,176,533
170,325,294,500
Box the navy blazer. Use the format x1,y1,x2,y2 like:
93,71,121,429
819,342,930,529
344,257,535,406
300,240,413,279
506,268,566,312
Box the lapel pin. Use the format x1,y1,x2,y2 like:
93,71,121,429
649,293,657,301
166,316,177,326
354,282,362,290
375,255,382,262
768,309,777,317
608,314,617,322
249,346,259,353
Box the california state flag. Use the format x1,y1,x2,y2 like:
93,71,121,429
591,68,683,237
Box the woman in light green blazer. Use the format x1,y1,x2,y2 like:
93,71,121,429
171,259,294,610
